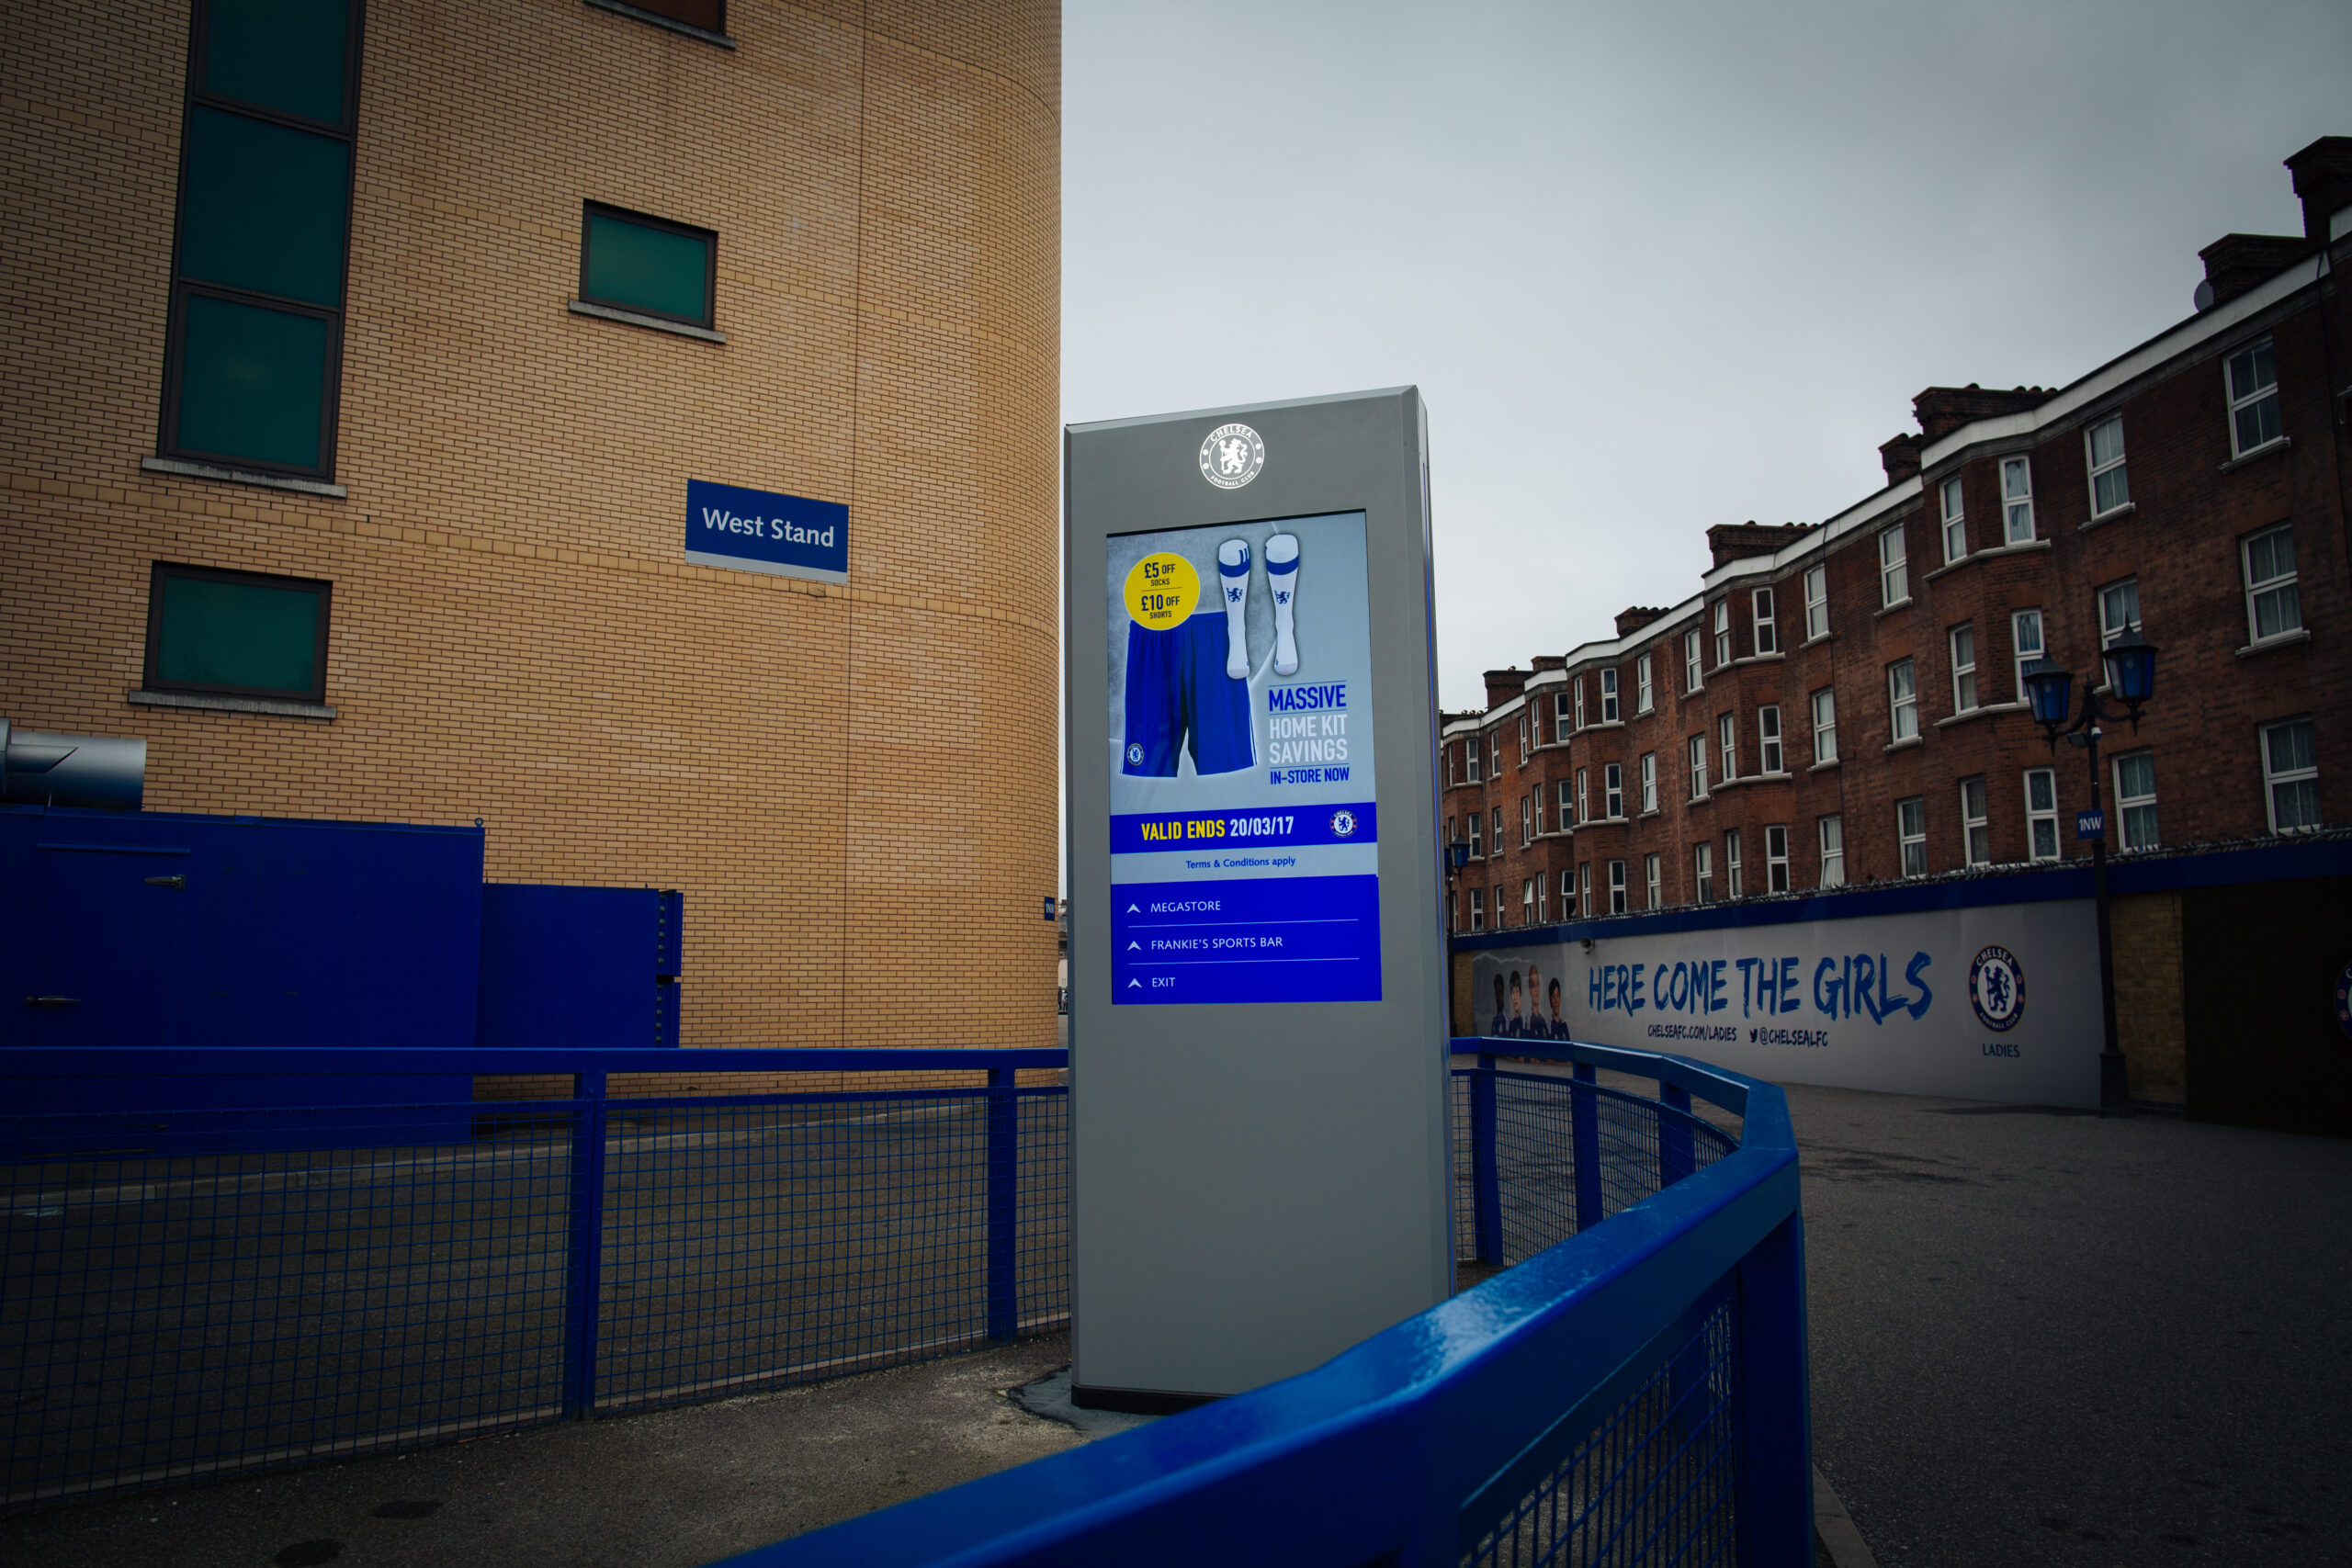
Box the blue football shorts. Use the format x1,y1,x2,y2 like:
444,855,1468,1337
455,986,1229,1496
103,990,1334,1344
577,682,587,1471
1121,613,1254,776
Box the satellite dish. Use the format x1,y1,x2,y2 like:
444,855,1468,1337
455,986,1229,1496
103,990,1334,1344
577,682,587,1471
2192,278,2215,312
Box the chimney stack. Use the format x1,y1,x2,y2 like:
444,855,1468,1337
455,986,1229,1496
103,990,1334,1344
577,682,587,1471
1703,523,1813,570
1878,434,1922,486
1912,385,2056,445
1482,667,1531,709
1614,606,1668,637
2285,136,2352,243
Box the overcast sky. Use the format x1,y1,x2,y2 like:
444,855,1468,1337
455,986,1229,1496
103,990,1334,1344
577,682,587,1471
1061,0,2351,714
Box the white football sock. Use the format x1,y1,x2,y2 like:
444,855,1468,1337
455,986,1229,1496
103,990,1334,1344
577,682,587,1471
1218,539,1250,679
1266,534,1300,675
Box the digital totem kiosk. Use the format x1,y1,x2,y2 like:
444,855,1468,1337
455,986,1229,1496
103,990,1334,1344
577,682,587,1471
1064,388,1451,1408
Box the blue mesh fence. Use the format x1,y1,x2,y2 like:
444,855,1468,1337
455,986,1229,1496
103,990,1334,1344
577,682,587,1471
0,1072,1069,1510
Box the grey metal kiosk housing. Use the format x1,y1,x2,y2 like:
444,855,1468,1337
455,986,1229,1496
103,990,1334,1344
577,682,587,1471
1064,388,1450,1408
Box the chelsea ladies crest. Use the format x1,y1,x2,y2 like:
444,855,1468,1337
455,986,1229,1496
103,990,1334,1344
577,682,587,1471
1199,423,1265,489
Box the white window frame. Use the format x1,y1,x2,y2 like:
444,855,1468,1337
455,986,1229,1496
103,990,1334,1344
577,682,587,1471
1687,734,1708,800
1468,887,1485,931
1817,814,1844,888
1639,751,1657,814
1574,769,1588,825
1608,859,1627,915
1960,775,1990,868
1683,627,1702,694
1810,687,1837,765
2000,455,2036,545
1635,655,1654,715
2226,337,2281,457
1693,841,1714,905
2113,750,2158,851
1467,810,1482,859
1803,563,1829,640
1523,877,1536,926
1888,659,1918,742
2011,610,2044,705
1573,678,1587,729
2242,523,2301,644
1712,599,1731,668
1578,862,1591,918
1644,852,1662,911
1492,807,1503,851
2086,414,2129,518
1521,795,1533,845
2025,768,2060,863
1765,824,1790,894
1939,473,1966,564
1600,667,1620,722
1950,624,1978,715
1878,523,1908,607
2098,578,2141,649
1752,587,1777,654
2262,718,2321,833
1724,829,1743,898
1555,691,1572,739
1558,777,1575,829
1896,795,1927,877
1518,715,1529,764
1603,762,1623,818
1758,704,1783,774
1465,736,1481,783
1718,711,1737,784
1493,883,1505,929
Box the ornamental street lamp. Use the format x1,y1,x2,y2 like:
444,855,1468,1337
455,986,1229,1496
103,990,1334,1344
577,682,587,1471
2021,627,2158,1116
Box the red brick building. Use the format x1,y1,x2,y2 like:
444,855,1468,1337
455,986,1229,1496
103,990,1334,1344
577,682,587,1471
1441,137,2350,937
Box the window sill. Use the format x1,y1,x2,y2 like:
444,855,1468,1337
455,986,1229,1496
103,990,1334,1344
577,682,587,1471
2079,502,2137,532
1935,701,2029,728
1876,597,1914,618
1731,651,1785,667
2219,434,2290,474
2235,627,2311,657
582,0,736,47
1637,808,1661,821
130,688,335,720
1800,633,1833,649
1924,538,2052,581
1883,735,1923,754
141,456,345,499
1579,719,1624,732
1808,758,1839,774
568,299,727,344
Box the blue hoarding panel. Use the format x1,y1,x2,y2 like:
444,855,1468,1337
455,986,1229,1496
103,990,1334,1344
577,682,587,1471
476,884,682,1050
682,478,849,582
1109,874,1381,1005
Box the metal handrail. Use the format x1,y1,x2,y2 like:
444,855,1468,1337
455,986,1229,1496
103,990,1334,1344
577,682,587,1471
716,1038,1811,1567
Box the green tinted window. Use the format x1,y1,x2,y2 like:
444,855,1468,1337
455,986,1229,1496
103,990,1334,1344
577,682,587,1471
175,294,329,469
180,107,350,306
203,0,349,126
584,210,711,324
155,571,323,695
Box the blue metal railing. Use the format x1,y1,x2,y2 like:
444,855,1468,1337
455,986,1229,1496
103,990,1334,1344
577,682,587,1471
718,1038,1809,1567
0,1048,1067,1509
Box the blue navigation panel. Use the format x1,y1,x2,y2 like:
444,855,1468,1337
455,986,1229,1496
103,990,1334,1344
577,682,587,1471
1104,512,1381,1006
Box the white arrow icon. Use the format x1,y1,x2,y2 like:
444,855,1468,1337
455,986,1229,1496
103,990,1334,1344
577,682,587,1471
1126,903,1140,913
1126,940,1140,951
1125,978,1141,988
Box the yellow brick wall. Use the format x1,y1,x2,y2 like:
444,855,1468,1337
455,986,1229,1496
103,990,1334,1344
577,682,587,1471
0,0,1061,1050
2111,889,2187,1106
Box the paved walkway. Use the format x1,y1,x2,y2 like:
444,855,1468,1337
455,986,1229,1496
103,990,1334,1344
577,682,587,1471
1792,1082,2352,1568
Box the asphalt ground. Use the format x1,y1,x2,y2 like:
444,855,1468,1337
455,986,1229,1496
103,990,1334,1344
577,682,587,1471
1790,1081,2352,1568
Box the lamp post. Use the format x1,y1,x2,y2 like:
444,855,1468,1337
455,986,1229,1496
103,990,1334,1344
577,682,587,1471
2021,628,2158,1117
1445,839,1471,923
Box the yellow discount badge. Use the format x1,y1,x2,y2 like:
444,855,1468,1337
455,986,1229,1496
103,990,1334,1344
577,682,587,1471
1123,552,1200,629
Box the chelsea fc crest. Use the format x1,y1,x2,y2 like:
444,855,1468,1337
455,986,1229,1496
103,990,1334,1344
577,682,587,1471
1329,807,1358,839
1125,742,1145,766
1968,945,2027,1032
1199,423,1264,490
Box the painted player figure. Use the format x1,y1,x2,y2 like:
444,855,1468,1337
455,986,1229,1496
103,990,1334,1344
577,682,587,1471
1548,977,1569,1040
1507,971,1526,1037
1490,973,1509,1039
1523,964,1543,1037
